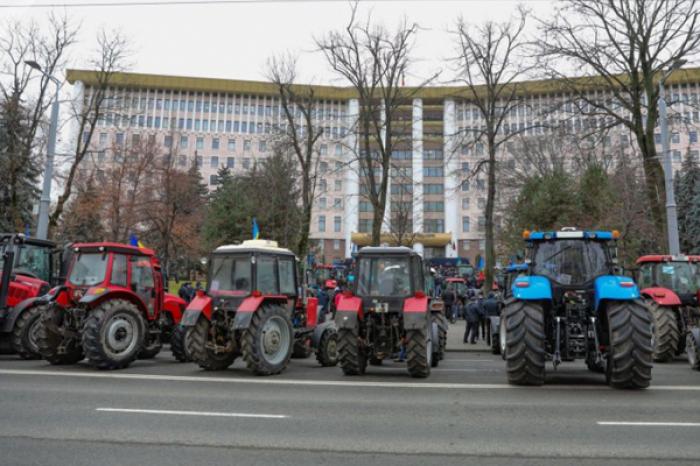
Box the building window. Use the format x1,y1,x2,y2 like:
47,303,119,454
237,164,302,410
358,219,371,233
689,150,699,162
673,150,681,162
97,151,106,163
244,140,251,152
477,198,485,209
209,174,218,185
462,197,470,209
462,216,470,232
461,180,470,192
180,136,188,149
424,219,444,233
242,158,251,169
335,179,342,191
115,133,124,146
672,132,680,144
259,140,266,152
423,184,444,195
334,216,341,232
226,157,235,168
319,179,327,192
320,144,327,156
478,216,486,231
99,132,108,147
318,215,326,232
476,179,486,190
228,139,236,151
359,201,372,212
319,197,327,209
333,239,340,250
196,156,203,167
334,198,343,209
335,144,342,156
212,138,220,150
423,149,443,160
210,156,219,168
690,131,698,144
423,167,444,177
424,201,444,212
320,162,328,173
196,137,204,150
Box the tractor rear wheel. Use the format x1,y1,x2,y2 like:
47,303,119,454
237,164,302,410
606,300,653,389
491,317,501,355
37,305,84,365
83,299,146,370
504,300,545,386
138,331,163,359
12,305,44,360
242,304,293,375
406,321,431,378
315,329,338,367
648,302,680,362
686,332,700,371
337,328,366,375
188,316,237,370
170,325,191,362
435,313,448,361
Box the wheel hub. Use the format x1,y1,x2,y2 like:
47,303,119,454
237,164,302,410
260,315,290,365
106,316,136,354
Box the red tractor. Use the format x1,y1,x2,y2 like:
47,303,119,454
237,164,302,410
37,242,187,369
181,240,337,375
635,255,700,363
335,246,443,378
0,234,56,359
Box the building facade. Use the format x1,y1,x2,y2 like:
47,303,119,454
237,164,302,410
68,68,700,263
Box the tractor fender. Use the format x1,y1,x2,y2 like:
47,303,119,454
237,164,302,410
335,294,363,330
312,320,336,347
80,288,150,317
232,296,287,330
511,275,552,301
162,293,187,324
640,287,682,307
594,275,640,311
0,297,42,333
403,295,429,330
180,294,213,327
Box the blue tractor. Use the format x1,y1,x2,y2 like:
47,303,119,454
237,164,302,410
501,228,653,389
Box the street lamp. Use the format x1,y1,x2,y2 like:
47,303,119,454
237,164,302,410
25,60,61,240
658,59,687,256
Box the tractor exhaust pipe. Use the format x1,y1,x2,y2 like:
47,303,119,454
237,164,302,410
0,249,15,310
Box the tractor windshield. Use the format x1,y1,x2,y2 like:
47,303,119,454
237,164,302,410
15,244,52,282
638,262,700,295
69,253,108,286
357,256,412,297
208,254,252,297
532,240,609,286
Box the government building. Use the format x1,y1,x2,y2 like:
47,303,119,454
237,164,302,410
67,68,700,263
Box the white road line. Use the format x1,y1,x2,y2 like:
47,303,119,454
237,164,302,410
2,369,700,391
598,421,700,427
96,407,287,419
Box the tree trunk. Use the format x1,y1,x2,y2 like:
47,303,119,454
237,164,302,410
636,127,666,247
484,143,497,294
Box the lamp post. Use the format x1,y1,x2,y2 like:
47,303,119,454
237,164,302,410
658,59,686,256
25,60,61,240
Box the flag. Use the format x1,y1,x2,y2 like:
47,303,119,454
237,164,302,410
252,218,260,240
477,256,485,270
129,233,146,248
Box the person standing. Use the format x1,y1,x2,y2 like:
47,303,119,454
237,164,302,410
464,298,481,344
441,285,457,323
482,292,500,344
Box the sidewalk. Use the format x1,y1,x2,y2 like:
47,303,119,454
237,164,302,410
445,319,492,353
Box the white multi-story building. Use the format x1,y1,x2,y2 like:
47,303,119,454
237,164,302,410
68,68,700,262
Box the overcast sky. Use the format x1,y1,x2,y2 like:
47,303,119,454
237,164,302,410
3,0,556,85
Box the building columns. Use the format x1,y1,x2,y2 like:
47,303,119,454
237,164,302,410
344,98,360,258
443,98,459,258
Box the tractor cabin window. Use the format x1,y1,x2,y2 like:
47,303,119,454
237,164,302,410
357,256,412,298
111,254,128,287
256,255,278,295
278,258,296,295
68,253,108,287
209,255,252,297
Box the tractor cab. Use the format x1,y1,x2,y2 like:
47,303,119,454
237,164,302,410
635,255,700,306
0,234,55,310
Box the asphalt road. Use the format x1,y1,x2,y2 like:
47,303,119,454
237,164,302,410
1,342,699,466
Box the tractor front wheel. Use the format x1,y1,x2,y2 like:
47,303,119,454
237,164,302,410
686,331,700,371
435,313,448,361
170,325,191,362
406,320,431,378
37,305,84,365
504,300,545,386
606,300,653,389
648,302,680,363
188,316,237,370
83,300,146,370
315,329,338,367
242,304,293,376
337,328,366,375
12,305,44,360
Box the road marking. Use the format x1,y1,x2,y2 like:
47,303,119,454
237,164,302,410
598,421,700,427
96,407,287,419
2,369,700,391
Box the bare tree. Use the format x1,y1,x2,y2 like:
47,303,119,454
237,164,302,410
537,0,700,242
0,14,77,231
266,53,324,259
49,29,129,232
386,178,420,247
316,3,434,246
453,7,532,292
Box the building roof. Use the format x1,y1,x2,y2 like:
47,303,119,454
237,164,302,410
66,67,700,101
214,239,295,256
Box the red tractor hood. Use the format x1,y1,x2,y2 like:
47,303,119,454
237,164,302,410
0,273,48,308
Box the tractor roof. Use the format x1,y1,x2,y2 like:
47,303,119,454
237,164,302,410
357,246,417,257
0,233,55,249
636,254,700,264
505,263,529,272
524,228,618,241
214,239,296,257
72,242,155,257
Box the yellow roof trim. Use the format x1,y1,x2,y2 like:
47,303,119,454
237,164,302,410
351,232,452,247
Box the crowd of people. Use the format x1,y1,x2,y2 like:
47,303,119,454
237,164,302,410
436,277,500,345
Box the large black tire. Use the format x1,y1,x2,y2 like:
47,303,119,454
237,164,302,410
12,305,44,360
648,302,680,363
435,313,448,361
687,332,700,371
337,328,366,375
170,325,191,362
188,316,237,370
504,300,545,386
315,329,338,367
37,306,84,365
606,300,653,389
138,331,163,359
406,321,431,378
491,318,501,355
82,299,147,370
242,304,293,376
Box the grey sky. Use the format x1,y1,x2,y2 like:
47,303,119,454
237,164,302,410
3,0,556,85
